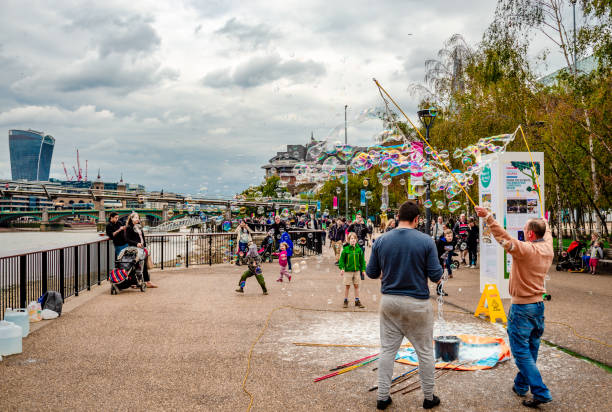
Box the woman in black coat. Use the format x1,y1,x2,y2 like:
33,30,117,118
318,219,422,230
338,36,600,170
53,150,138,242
126,212,158,288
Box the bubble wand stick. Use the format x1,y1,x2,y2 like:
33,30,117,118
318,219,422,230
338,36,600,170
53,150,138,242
373,78,477,208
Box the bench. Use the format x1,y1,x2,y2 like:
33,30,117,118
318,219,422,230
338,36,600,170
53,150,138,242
599,248,612,272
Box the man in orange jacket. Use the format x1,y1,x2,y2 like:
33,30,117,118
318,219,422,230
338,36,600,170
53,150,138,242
475,206,553,408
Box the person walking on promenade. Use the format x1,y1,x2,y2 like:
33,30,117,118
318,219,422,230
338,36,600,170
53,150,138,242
279,230,294,272
339,232,366,309
235,243,268,295
328,218,346,264
125,212,158,288
384,218,396,232
271,215,287,244
467,217,479,268
275,242,291,282
348,213,370,249
453,213,469,265
475,206,553,408
432,216,444,241
235,220,253,266
106,212,128,258
366,201,443,410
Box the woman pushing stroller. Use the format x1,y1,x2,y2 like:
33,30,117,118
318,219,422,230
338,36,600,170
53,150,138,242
125,212,158,288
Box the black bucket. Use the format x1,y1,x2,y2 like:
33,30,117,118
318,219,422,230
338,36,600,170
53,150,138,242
434,335,461,362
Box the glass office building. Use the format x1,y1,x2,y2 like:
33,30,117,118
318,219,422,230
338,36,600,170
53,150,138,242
8,129,55,181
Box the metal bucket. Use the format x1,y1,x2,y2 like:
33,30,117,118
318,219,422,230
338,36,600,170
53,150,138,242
434,335,461,362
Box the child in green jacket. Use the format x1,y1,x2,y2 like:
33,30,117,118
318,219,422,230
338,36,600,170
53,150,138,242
339,232,366,308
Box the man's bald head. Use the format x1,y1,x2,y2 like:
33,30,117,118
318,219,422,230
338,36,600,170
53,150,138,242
526,218,546,239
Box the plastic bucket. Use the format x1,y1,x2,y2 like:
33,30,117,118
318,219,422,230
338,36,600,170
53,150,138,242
434,335,461,362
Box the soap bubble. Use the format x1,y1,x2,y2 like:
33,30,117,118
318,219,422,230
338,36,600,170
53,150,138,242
379,172,392,186
436,200,445,209
222,221,231,231
424,200,433,208
281,208,290,218
448,201,461,212
413,184,426,197
254,191,263,201
452,148,463,158
328,299,333,305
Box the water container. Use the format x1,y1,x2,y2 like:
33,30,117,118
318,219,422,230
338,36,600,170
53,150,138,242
434,335,461,362
0,320,23,356
4,308,30,337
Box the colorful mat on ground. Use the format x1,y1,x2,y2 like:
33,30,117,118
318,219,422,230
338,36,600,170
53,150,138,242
395,335,511,370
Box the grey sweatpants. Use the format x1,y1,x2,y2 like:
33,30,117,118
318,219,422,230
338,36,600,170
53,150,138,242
378,294,435,401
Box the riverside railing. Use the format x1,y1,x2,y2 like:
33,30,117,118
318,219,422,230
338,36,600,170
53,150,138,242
0,230,325,319
0,238,114,320
145,229,325,269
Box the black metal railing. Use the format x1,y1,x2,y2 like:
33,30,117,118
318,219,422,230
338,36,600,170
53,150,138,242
0,238,114,320
145,230,325,269
0,230,325,319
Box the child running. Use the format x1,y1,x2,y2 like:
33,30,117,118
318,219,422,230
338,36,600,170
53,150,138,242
235,243,268,295
276,242,291,282
339,232,366,308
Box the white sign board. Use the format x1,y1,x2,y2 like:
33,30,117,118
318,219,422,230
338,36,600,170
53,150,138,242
479,152,545,298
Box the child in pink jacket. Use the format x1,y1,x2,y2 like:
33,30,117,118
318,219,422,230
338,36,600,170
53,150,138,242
276,242,291,282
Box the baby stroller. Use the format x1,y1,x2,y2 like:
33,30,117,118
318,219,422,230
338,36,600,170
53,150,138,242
258,232,275,263
556,240,586,272
109,247,146,294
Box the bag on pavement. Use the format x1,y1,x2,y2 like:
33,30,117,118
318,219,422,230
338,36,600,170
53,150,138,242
38,291,63,316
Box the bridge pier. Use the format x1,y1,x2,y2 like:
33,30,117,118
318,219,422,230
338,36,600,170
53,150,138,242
162,205,169,222
97,208,106,232
40,208,50,231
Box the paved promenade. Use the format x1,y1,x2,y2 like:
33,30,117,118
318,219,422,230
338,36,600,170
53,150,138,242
1,246,610,411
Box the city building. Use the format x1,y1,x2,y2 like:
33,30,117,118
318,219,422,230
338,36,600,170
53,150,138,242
261,135,366,192
8,129,55,181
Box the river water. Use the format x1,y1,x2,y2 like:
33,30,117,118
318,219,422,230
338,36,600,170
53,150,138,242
0,230,104,258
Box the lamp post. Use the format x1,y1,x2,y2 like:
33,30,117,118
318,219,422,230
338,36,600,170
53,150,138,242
336,186,341,218
363,179,369,222
344,104,349,219
570,0,577,74
417,107,437,235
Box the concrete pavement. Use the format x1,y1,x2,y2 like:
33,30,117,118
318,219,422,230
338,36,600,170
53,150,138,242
1,246,610,411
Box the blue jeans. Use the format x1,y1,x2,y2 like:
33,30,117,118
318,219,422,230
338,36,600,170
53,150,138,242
115,244,128,259
507,302,552,401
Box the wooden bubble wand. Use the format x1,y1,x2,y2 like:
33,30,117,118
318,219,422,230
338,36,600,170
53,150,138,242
373,79,477,208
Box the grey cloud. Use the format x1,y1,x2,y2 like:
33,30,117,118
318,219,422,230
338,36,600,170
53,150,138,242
55,57,178,92
66,10,161,57
203,54,325,88
215,17,279,49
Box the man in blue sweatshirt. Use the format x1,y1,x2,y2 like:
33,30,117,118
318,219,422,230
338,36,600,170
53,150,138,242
367,201,443,410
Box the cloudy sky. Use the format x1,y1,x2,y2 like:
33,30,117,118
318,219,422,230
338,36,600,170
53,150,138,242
0,0,573,196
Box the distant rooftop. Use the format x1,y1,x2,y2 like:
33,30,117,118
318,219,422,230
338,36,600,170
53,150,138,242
538,55,598,86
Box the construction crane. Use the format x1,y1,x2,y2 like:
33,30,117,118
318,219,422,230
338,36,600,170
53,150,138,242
61,149,89,182
76,149,82,181
62,162,72,181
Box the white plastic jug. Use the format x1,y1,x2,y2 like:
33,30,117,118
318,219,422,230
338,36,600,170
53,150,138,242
0,320,22,356
4,308,30,337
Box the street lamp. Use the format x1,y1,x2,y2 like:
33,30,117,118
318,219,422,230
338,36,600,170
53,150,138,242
363,179,369,221
344,104,349,219
570,0,577,74
336,186,341,217
417,107,437,235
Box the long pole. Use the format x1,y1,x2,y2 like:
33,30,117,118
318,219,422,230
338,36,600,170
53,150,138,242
424,124,432,235
344,105,349,219
572,0,577,74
